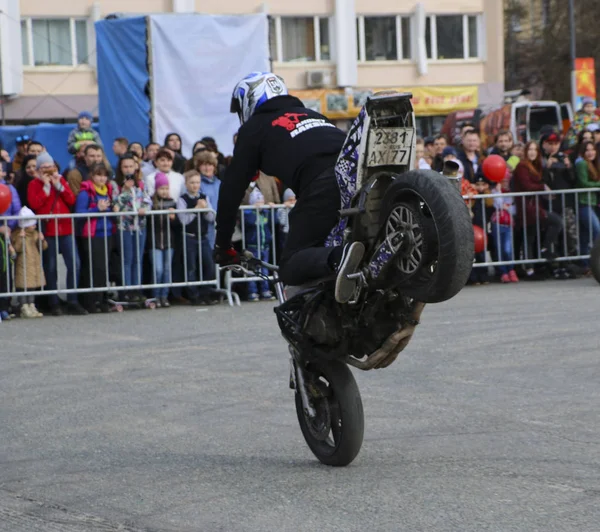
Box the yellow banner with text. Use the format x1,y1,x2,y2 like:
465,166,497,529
290,86,479,119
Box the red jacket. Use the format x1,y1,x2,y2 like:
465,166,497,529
28,176,76,237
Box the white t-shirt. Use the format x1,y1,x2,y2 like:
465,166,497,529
144,170,185,201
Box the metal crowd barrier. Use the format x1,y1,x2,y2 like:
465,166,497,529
0,208,227,303
221,204,291,306
2,189,598,310
463,187,600,270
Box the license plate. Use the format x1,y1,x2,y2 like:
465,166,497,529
366,127,414,167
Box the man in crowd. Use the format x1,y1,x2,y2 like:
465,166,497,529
540,128,578,263
67,143,105,196
112,137,129,159
457,129,482,183
27,141,45,157
490,130,514,160
27,152,87,316
431,134,448,171
142,142,160,178
12,135,31,172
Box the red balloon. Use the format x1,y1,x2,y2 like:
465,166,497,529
482,154,507,183
473,225,487,254
0,183,12,214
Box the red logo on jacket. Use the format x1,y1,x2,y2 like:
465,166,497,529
272,113,308,132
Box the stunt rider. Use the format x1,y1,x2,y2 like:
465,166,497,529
213,71,364,303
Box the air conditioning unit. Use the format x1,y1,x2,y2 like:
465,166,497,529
306,70,332,89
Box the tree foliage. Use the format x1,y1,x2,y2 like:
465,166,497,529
505,0,600,103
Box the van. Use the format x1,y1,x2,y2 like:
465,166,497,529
479,101,563,148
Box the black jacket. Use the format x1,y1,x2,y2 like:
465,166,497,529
215,95,346,248
542,152,576,211
148,198,177,250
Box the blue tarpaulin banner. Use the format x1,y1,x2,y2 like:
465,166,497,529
0,123,100,173
95,16,150,168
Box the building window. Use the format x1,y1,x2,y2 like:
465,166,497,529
21,18,89,67
426,14,482,60
356,15,412,62
270,16,333,63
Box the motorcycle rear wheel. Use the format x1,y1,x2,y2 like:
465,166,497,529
295,360,364,467
379,169,474,303
590,237,600,284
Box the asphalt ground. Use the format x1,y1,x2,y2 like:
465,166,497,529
1,278,599,531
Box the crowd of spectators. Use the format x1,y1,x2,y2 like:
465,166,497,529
1,98,599,321
0,111,297,320
416,97,600,284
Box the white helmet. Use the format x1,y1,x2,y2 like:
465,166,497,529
230,72,289,124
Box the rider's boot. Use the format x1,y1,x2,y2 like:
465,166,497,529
333,242,365,304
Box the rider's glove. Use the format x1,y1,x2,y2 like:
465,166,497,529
213,245,240,266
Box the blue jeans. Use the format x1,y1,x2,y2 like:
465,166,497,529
491,223,514,275
43,234,81,305
151,248,174,298
185,235,215,299
578,205,600,256
247,245,270,294
120,229,147,288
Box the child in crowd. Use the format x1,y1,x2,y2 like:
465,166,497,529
244,187,275,302
67,111,102,155
149,172,176,307
468,176,494,285
415,138,431,170
113,155,151,301
176,170,217,305
277,188,296,252
11,207,47,318
195,150,221,249
144,148,185,200
75,163,117,312
491,171,518,283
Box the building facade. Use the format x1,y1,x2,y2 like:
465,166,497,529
3,0,504,135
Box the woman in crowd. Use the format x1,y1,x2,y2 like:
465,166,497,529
113,154,151,302
164,133,187,174
13,154,38,208
183,142,208,172
575,140,600,263
513,141,563,265
75,163,117,313
128,142,144,160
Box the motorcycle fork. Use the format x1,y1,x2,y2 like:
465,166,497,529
288,347,317,418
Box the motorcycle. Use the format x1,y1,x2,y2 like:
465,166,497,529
222,92,474,467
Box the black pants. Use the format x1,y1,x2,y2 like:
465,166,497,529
79,235,113,309
543,212,563,252
279,168,341,286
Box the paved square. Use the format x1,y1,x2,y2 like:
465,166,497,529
1,279,599,531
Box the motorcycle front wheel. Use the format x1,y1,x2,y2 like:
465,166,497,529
295,359,364,467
